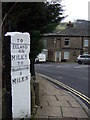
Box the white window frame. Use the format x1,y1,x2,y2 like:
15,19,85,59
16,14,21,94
64,51,70,59
84,39,88,47
64,39,70,47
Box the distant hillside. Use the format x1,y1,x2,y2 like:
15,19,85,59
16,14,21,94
52,22,67,33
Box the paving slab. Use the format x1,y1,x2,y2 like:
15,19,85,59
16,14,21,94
34,115,48,119
39,99,49,106
62,107,89,118
48,100,70,107
48,117,76,120
68,100,82,108
40,95,57,102
56,95,76,101
34,74,90,119
77,118,90,120
35,106,62,117
45,91,63,96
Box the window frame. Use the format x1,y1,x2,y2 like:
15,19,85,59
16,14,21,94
64,39,70,47
64,51,70,59
84,39,88,47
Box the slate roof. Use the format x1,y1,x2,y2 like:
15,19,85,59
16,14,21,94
44,20,90,37
57,27,89,37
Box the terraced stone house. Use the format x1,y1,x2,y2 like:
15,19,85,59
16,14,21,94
43,20,90,62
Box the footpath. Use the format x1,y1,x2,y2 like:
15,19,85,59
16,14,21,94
33,74,90,120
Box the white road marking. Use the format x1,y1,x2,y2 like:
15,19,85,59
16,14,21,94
36,64,89,69
36,64,53,67
58,77,62,79
75,65,88,69
43,65,53,67
56,65,62,67
56,65,70,68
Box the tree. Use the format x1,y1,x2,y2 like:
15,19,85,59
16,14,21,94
2,1,65,76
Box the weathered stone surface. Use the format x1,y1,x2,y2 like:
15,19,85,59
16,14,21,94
77,118,90,120
68,100,82,108
62,107,89,118
35,106,62,117
57,95,75,101
40,95,57,102
48,100,70,107
48,117,76,120
34,74,89,119
40,99,49,106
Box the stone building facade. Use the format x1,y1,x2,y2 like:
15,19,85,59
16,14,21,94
43,20,90,62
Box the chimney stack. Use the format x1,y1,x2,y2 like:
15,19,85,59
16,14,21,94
67,21,73,28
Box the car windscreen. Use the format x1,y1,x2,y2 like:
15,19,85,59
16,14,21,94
80,55,86,58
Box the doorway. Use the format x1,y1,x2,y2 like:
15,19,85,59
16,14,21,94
55,51,61,62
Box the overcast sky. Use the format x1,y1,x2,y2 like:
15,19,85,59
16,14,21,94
61,0,90,22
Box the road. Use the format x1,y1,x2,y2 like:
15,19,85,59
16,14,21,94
35,62,89,106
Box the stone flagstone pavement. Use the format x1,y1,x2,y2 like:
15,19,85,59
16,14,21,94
33,74,90,120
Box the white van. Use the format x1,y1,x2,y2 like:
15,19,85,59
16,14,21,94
35,53,46,62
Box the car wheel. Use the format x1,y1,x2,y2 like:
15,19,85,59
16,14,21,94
78,60,82,64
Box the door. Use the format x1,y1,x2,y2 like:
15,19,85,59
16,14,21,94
55,51,61,62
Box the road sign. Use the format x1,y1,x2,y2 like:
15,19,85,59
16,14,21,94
5,32,31,119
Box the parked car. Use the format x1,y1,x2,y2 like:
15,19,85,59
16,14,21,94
77,54,90,64
35,53,46,63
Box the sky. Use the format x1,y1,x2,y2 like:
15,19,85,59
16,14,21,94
61,0,90,22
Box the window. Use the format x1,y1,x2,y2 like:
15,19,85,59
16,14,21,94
80,55,90,58
85,55,90,58
54,38,57,44
64,51,70,59
80,55,86,58
84,51,88,54
84,40,88,47
64,39,70,46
